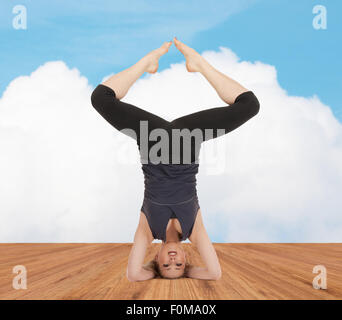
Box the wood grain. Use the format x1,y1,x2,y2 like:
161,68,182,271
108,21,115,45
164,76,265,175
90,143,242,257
0,243,341,300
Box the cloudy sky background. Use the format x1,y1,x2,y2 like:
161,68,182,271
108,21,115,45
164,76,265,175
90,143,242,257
1,0,341,242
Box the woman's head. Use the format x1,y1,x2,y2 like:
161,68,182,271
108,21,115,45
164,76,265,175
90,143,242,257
143,241,190,279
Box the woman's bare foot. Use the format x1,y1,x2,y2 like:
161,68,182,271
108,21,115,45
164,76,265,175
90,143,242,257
143,41,173,74
173,36,204,73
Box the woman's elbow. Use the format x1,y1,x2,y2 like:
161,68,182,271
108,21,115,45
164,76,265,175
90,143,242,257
208,267,222,280
127,274,138,282
211,270,222,281
126,269,139,282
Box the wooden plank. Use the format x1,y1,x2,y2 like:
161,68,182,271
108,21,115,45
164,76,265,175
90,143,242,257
0,243,340,300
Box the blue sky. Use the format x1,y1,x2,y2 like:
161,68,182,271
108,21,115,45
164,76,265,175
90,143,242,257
1,0,341,120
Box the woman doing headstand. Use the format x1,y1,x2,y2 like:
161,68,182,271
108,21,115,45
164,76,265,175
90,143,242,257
91,37,260,281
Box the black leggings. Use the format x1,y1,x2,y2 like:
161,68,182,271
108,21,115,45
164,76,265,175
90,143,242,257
91,84,260,164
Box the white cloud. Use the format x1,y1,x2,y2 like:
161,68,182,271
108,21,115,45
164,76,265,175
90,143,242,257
1,47,342,242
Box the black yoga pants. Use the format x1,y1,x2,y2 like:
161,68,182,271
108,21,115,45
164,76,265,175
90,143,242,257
91,84,260,164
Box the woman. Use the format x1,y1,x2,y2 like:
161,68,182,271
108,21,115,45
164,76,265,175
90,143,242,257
91,37,260,281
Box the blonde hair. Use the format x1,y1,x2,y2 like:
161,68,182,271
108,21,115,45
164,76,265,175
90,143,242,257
143,259,191,279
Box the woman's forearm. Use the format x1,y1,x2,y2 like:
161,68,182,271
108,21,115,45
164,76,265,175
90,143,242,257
102,57,149,100
198,57,248,105
187,266,221,280
126,267,155,282
126,227,155,282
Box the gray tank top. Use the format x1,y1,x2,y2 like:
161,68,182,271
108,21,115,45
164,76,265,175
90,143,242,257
141,162,200,241
142,162,199,204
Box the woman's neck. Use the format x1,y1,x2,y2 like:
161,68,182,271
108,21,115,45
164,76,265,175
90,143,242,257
164,221,182,243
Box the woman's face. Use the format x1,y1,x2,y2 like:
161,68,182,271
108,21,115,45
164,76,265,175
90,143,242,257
155,241,186,279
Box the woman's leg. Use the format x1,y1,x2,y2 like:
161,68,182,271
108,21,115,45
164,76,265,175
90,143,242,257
173,37,249,104
171,90,259,140
91,84,170,141
171,37,260,140
91,42,173,141
103,41,172,100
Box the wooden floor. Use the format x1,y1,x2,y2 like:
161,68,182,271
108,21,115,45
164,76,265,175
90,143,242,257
0,243,341,300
